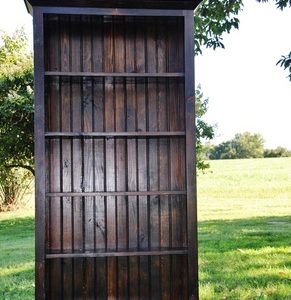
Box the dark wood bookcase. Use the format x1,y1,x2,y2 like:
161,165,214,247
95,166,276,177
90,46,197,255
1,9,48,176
25,0,201,299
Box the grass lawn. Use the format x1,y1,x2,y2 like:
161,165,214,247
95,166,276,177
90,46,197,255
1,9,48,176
198,158,291,299
0,157,290,299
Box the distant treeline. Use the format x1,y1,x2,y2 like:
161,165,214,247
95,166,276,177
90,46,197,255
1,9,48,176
204,132,291,160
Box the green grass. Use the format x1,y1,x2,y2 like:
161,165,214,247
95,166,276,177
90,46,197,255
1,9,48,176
0,190,35,299
0,212,35,299
0,157,290,299
198,158,291,299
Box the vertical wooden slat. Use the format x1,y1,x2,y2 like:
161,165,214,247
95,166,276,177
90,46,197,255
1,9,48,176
81,15,96,299
157,18,171,299
59,15,74,300
69,14,84,299
146,17,161,300
82,16,94,252
184,10,198,300
125,16,139,299
92,17,105,251
92,15,107,299
114,16,129,300
46,15,62,299
104,15,117,299
34,7,45,300
136,16,150,300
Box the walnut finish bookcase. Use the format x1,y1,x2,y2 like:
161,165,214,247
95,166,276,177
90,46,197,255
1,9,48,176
25,0,201,299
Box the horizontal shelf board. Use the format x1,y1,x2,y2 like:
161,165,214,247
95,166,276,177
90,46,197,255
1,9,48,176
46,191,187,197
45,131,186,138
45,71,184,77
46,248,188,259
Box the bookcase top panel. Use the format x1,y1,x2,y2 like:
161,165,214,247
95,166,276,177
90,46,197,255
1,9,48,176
25,0,202,12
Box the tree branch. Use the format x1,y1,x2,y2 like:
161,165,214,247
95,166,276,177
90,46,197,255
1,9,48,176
5,164,35,176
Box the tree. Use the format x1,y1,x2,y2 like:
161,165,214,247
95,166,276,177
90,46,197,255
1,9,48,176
209,132,265,159
196,86,215,170
194,0,242,55
0,28,34,175
209,140,237,159
255,0,291,79
195,0,291,79
0,29,34,210
264,146,291,157
233,132,264,158
195,0,291,54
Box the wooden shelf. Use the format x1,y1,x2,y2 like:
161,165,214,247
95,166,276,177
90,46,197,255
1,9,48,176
45,71,184,77
46,248,188,259
46,191,187,197
45,131,186,138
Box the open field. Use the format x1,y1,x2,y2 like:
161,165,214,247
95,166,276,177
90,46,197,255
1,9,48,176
0,157,290,299
198,158,291,299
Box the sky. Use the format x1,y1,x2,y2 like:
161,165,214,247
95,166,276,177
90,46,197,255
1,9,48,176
196,0,291,149
1,0,291,149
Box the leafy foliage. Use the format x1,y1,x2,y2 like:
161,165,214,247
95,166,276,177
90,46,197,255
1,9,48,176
195,0,291,80
0,29,34,210
209,132,265,159
0,29,34,175
277,52,291,81
194,0,242,54
0,168,32,211
256,0,291,10
196,86,215,170
256,0,291,78
264,146,291,158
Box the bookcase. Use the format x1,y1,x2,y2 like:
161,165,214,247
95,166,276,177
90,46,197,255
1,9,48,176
25,1,201,299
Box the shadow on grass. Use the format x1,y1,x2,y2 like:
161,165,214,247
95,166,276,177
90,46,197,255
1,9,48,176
198,215,291,299
1,215,290,299
199,215,291,252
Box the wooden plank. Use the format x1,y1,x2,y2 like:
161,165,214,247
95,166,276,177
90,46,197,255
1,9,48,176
157,18,171,299
166,16,188,300
92,16,107,299
46,191,186,197
184,10,198,300
69,15,85,298
139,256,150,300
45,131,186,137
47,259,62,299
26,0,201,11
136,20,148,251
92,16,103,73
45,71,184,77
114,16,129,300
92,15,106,251
38,6,188,17
81,15,96,298
135,17,150,300
171,255,188,300
146,16,162,300
45,16,62,298
136,22,152,299
104,15,117,300
59,15,73,299
47,249,188,259
125,16,139,300
33,8,46,300
96,257,107,299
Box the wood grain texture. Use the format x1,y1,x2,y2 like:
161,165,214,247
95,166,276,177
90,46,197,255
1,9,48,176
41,13,196,299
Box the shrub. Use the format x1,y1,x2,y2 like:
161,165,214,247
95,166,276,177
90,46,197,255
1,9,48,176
0,168,33,211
